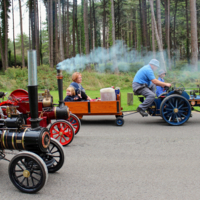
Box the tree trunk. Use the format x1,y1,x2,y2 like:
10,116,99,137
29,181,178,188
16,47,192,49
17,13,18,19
58,0,64,61
47,0,50,65
75,0,80,54
34,0,40,66
73,0,76,56
92,0,96,48
0,26,5,72
90,0,93,51
151,11,156,58
54,0,58,65
111,0,115,46
12,0,16,68
81,0,85,54
117,0,120,40
111,0,118,74
103,0,106,48
190,0,198,71
164,0,168,49
141,0,148,49
48,0,54,68
166,0,171,69
30,0,35,49
130,21,133,48
186,0,190,64
66,0,69,58
156,0,163,48
173,0,178,67
133,7,137,49
62,0,66,57
150,0,166,71
139,0,144,48
84,0,89,55
40,4,43,65
3,0,8,69
19,0,25,68
29,1,32,50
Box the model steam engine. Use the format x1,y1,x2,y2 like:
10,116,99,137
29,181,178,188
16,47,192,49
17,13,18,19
0,50,65,193
0,69,81,146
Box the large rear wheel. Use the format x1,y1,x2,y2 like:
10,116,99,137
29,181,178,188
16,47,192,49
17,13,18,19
41,138,65,173
160,94,191,125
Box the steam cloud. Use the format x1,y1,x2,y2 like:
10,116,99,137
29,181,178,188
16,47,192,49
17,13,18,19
56,40,170,73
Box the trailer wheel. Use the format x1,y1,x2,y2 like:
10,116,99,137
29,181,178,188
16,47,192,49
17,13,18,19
160,94,191,126
42,138,65,173
9,151,48,193
49,120,74,146
115,117,124,126
67,113,81,135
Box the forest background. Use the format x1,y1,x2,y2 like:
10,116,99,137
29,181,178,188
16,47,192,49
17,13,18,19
0,0,200,105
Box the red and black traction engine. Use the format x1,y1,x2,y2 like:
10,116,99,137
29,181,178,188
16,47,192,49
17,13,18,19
0,50,65,193
0,67,81,146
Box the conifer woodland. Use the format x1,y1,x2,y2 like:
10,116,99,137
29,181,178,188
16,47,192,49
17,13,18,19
0,0,200,73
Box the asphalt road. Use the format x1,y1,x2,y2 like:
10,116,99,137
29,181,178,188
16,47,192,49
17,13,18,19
1,112,200,200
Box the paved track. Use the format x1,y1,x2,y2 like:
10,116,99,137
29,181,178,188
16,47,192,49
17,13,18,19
1,112,200,200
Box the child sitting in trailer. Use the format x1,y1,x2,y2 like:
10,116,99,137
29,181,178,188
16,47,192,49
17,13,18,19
64,86,82,102
156,69,167,97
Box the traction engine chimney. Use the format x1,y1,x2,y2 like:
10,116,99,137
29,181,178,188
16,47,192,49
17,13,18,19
27,50,41,128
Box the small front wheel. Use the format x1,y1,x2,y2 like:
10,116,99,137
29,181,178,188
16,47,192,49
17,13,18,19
115,117,124,126
49,120,75,146
9,151,48,193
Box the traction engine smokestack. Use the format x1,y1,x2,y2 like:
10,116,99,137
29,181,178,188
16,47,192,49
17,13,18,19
54,67,69,120
27,50,41,128
57,69,64,107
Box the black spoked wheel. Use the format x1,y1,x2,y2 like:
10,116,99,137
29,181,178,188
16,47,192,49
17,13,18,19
8,151,48,193
160,94,191,126
42,138,65,173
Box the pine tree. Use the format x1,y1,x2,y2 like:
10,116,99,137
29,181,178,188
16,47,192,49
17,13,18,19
81,0,85,54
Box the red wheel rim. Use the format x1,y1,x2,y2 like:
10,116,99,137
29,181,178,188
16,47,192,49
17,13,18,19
50,121,74,146
67,114,80,135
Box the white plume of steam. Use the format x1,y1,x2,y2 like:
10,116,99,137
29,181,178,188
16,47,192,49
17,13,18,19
56,40,171,73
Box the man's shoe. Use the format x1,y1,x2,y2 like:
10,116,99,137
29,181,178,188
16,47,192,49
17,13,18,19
137,107,148,117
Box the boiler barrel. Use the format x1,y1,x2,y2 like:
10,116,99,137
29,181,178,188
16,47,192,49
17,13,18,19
0,127,50,152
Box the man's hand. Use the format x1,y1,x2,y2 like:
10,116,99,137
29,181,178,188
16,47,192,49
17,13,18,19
165,83,171,87
152,79,171,88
